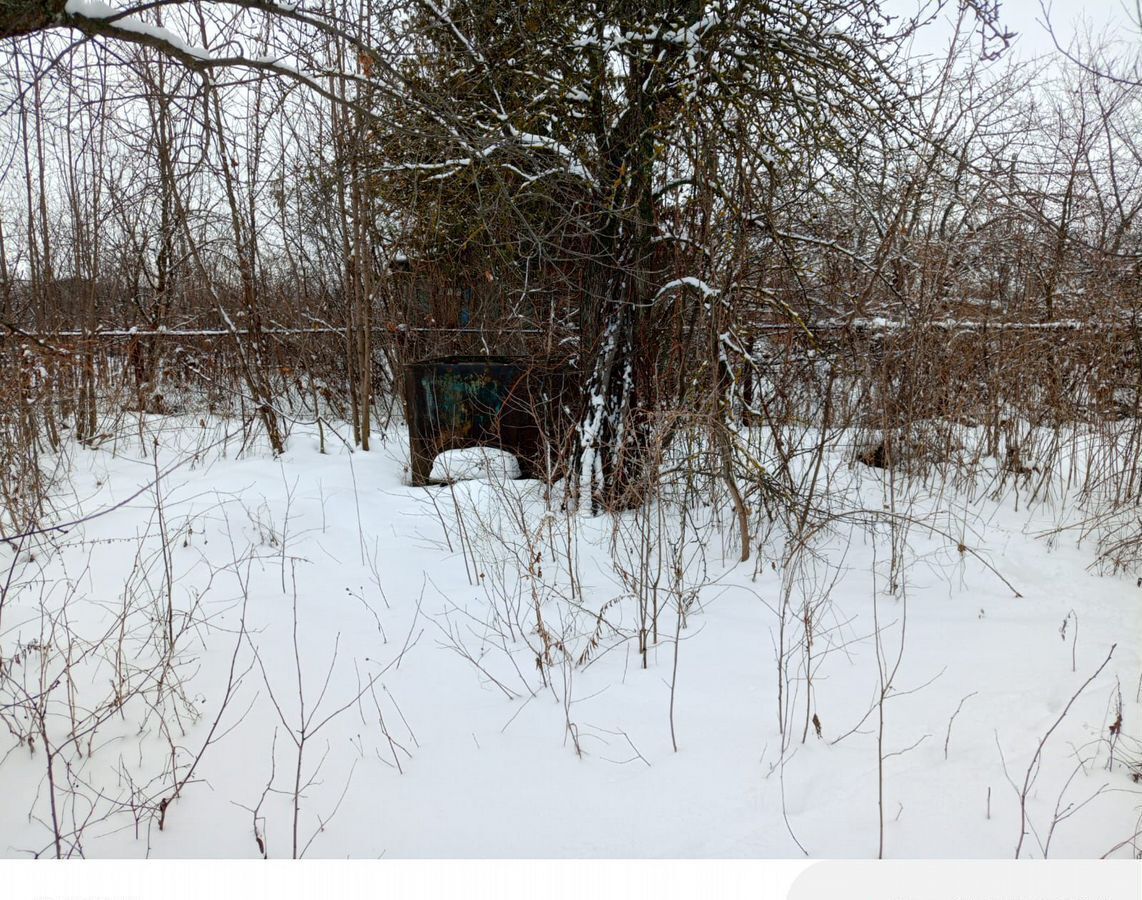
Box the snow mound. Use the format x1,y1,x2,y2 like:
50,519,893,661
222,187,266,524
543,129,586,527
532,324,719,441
430,448,521,482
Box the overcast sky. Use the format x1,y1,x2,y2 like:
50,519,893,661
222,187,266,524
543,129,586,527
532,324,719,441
887,0,1140,63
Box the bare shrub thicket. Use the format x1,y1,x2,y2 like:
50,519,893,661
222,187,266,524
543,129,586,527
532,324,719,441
0,470,259,857
0,8,1139,522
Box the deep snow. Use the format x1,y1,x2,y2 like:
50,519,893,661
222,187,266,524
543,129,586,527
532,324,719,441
0,417,1139,859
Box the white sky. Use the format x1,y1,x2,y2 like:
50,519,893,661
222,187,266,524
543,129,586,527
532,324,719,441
887,0,1141,63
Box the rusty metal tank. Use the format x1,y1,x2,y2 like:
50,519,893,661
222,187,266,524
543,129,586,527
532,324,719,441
403,356,576,485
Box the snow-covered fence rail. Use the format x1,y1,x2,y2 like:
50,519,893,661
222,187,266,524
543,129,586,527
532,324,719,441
743,318,1142,335
0,325,552,339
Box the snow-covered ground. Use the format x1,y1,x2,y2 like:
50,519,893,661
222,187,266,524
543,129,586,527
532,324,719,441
0,417,1138,858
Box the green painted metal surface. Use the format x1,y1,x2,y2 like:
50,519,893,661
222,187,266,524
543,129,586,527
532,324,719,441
404,356,575,485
